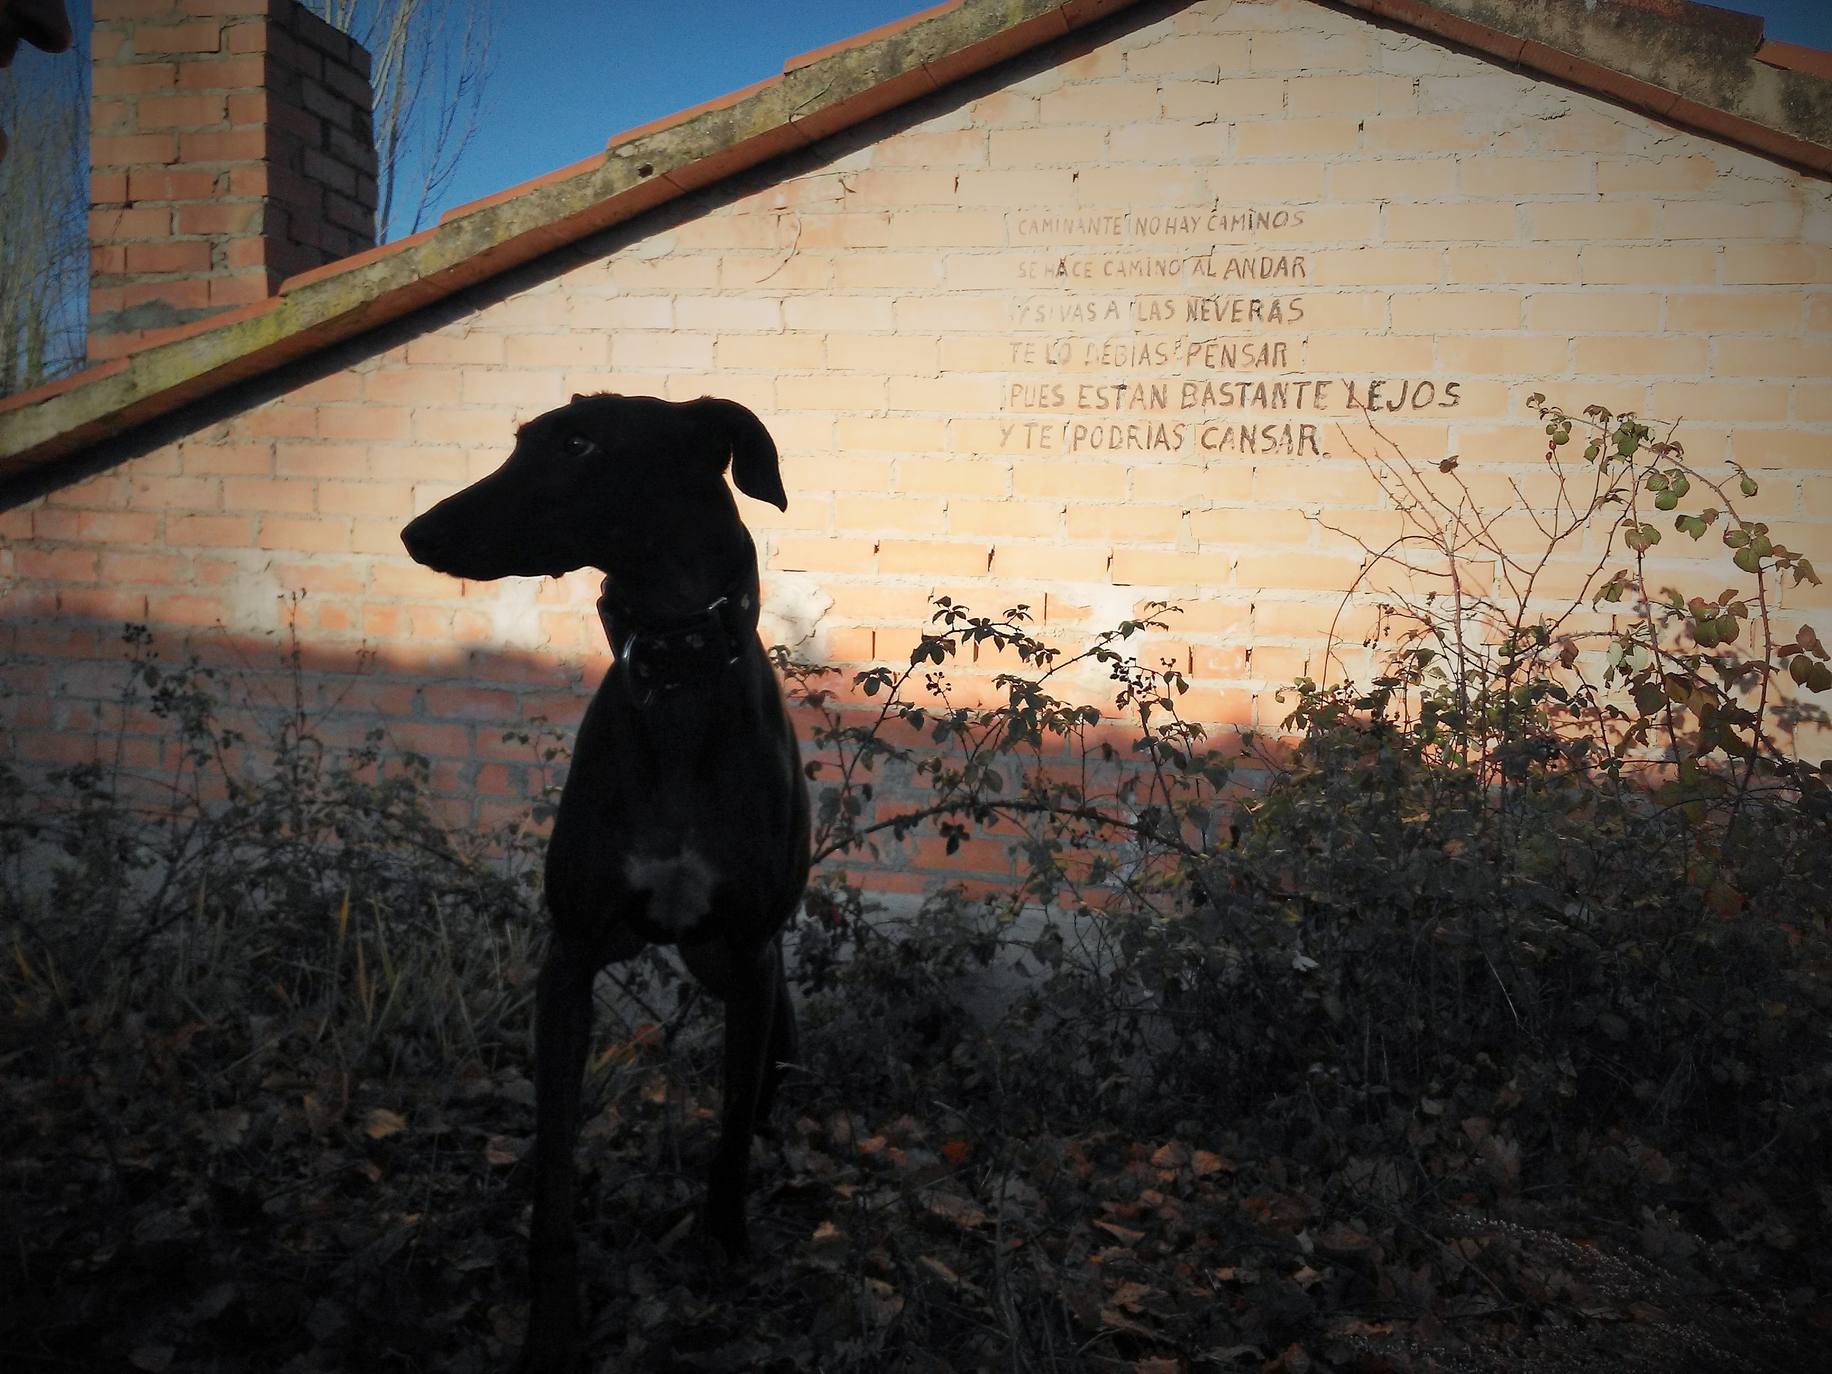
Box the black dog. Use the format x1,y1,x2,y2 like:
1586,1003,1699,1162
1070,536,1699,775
402,393,810,1372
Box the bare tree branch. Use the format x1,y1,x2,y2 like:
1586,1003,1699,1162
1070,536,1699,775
0,36,86,394
307,0,495,238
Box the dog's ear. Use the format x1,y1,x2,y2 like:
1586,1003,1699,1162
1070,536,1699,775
690,397,786,511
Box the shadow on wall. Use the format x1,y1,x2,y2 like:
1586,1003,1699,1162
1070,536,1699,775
0,604,1250,900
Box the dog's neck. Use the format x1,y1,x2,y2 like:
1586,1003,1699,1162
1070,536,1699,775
595,529,760,701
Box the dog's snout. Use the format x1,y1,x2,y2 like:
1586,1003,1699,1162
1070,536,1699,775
400,514,447,567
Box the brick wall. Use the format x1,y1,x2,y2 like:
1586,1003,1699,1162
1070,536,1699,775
88,0,377,360
5,0,1830,894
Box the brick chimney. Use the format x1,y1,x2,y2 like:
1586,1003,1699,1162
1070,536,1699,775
87,0,378,361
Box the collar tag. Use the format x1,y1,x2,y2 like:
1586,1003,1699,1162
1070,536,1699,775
597,579,754,704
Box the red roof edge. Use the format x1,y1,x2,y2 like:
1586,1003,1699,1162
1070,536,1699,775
1758,38,1832,81
786,0,966,72
0,360,129,419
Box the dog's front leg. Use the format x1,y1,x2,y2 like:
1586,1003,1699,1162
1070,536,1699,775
516,936,598,1374
680,937,782,1260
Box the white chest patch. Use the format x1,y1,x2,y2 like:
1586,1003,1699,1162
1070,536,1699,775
622,850,720,932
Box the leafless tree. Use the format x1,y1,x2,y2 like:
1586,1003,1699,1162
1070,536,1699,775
0,1,493,395
0,34,85,394
307,0,494,238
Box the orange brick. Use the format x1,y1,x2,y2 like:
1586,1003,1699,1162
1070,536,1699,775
316,476,414,512
776,374,886,411
404,332,505,366
176,53,266,89
1234,551,1369,593
1014,461,1128,502
176,202,259,234
1437,335,1571,375
1236,118,1361,159
138,91,228,128
129,474,218,510
783,297,897,333
167,513,254,546
176,128,264,162
1250,28,1372,72
1390,291,1520,331
949,499,1060,538
898,457,1008,497
1065,504,1182,542
1658,202,1802,240
257,517,350,552
1526,201,1658,240
504,333,611,368
828,333,937,377
275,441,368,478
99,551,186,585
241,404,317,439
1667,291,1805,333
1524,291,1662,332
136,19,226,53
92,131,179,166
74,512,161,545
125,240,213,274
1386,201,1518,242
674,296,782,332
317,406,413,441
222,477,314,513
609,332,714,371
1596,155,1716,192
877,539,990,577
1713,338,1832,379
835,416,947,454
89,205,175,243
1573,335,1707,374
1313,248,1442,286
1109,548,1224,586
834,495,946,530
15,547,100,582
1191,508,1315,545
888,375,998,412
769,536,878,575
722,333,823,370
1647,382,1791,423
1581,245,1718,286
1448,246,1582,284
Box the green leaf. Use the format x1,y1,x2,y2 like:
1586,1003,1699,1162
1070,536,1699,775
1734,546,1761,575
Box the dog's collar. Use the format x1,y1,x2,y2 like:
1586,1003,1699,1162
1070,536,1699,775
597,574,758,704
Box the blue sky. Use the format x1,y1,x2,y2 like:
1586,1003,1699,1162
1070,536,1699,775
11,0,1832,242
427,0,922,234
432,0,1832,240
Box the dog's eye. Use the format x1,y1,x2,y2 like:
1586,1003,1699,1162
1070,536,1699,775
562,434,595,458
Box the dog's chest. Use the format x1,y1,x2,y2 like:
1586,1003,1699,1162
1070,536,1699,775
544,661,799,946
620,849,720,933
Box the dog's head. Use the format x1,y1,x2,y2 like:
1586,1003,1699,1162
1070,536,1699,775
400,393,784,581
